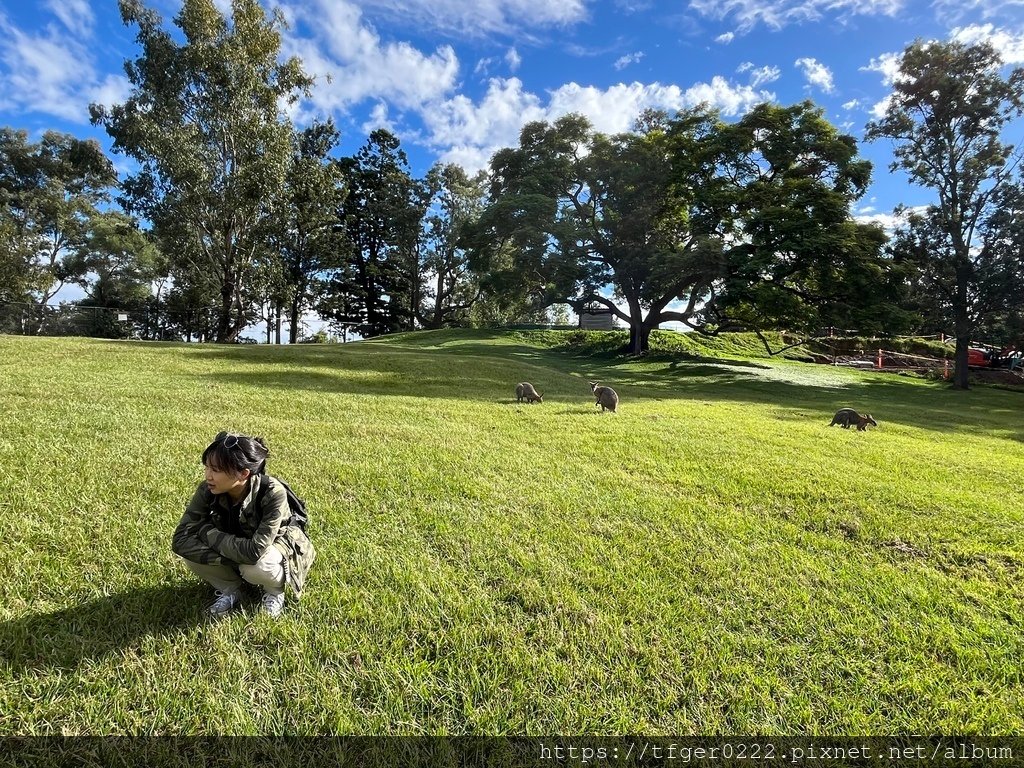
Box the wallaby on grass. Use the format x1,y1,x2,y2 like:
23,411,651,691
589,381,618,412
829,408,877,431
515,382,543,403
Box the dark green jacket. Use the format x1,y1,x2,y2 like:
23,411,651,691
172,474,316,598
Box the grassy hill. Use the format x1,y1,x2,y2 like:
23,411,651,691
1,329,1022,735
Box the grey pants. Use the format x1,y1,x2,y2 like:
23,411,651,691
179,546,286,596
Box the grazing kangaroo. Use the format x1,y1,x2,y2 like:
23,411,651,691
830,408,877,431
515,382,543,403
589,381,618,412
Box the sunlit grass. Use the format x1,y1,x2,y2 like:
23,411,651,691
1,329,1022,734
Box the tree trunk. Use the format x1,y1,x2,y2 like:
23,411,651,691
952,264,971,390
217,281,234,343
409,251,420,332
275,301,282,345
627,322,652,355
289,293,301,344
430,269,446,329
953,335,970,390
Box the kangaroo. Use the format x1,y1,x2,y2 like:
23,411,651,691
830,408,877,431
515,382,543,404
589,381,618,412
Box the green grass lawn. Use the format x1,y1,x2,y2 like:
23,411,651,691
1,329,1022,735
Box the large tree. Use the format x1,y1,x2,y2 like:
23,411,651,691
469,104,889,354
271,120,344,343
0,128,117,330
979,181,1024,346
701,102,900,349
889,180,1024,349
866,39,1024,388
90,0,312,342
469,112,700,354
70,211,165,338
320,130,427,338
419,163,487,328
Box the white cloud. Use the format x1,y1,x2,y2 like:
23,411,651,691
505,47,522,71
748,65,781,87
422,76,775,172
0,13,108,123
89,73,133,114
614,51,645,70
350,0,587,37
715,31,735,44
682,76,774,114
860,52,902,86
361,102,397,134
842,98,860,110
616,0,655,11
951,24,1024,64
869,94,892,120
854,204,928,233
422,78,545,161
281,0,460,113
794,57,834,93
934,0,1024,24
689,0,903,34
43,0,94,37
860,52,905,120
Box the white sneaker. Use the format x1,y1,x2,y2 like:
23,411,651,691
206,590,240,618
261,591,285,618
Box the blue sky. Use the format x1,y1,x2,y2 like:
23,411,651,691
2,0,1024,324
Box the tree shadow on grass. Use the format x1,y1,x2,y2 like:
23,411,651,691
657,355,772,372
108,338,1024,442
195,344,580,403
183,338,558,369
659,374,1024,442
1,582,206,674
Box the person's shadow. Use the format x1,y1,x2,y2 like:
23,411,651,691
2,582,206,674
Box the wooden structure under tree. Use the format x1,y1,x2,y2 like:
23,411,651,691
578,303,616,330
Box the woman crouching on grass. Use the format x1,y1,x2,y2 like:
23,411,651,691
172,432,315,619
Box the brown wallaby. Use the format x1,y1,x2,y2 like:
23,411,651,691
589,381,618,412
830,408,877,431
515,382,543,403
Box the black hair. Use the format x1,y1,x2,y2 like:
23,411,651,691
202,431,269,476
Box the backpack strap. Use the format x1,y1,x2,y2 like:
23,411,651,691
255,474,307,530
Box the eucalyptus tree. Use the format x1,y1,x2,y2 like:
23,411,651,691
889,180,1024,348
272,120,344,343
90,0,313,343
979,181,1024,345
420,163,487,328
866,40,1024,388
0,216,25,302
0,216,31,332
0,128,117,328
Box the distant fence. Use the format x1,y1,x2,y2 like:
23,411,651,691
874,349,951,377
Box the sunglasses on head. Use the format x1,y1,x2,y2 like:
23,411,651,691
221,434,240,449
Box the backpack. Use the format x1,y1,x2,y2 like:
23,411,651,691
256,474,309,531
